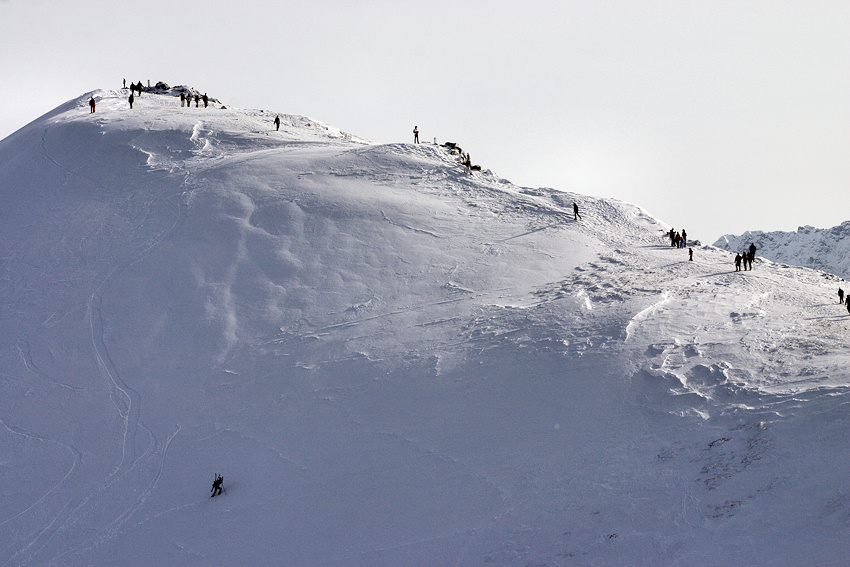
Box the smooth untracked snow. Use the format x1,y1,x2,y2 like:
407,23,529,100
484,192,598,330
0,89,848,566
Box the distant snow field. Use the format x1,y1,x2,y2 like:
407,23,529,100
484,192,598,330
0,88,848,566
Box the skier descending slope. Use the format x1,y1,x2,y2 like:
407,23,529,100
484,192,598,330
211,474,225,497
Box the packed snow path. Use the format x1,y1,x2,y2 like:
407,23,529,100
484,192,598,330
0,89,847,565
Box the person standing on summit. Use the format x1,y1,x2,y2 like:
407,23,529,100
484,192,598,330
413,126,419,144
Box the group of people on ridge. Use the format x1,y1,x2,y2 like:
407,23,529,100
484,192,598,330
667,228,694,261
734,243,757,271
179,92,209,108
668,228,687,248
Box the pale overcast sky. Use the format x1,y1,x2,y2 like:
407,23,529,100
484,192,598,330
1,0,848,242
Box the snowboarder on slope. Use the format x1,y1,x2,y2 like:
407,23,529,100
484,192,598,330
413,126,419,144
573,202,582,220
274,115,281,131
211,474,224,497
89,97,96,113
839,287,844,304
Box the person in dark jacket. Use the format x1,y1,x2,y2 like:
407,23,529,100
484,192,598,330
180,92,186,107
129,92,134,109
735,253,742,271
413,126,419,144
89,97,96,113
194,94,200,107
573,202,582,220
839,287,844,304
211,474,224,497
203,93,209,108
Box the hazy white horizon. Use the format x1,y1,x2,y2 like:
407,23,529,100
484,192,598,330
2,0,848,243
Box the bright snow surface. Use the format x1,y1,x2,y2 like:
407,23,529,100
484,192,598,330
0,89,848,566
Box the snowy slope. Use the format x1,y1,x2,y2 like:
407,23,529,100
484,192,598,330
0,88,848,566
714,222,850,280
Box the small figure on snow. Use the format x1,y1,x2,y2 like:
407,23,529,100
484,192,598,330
194,94,200,107
203,93,209,108
681,229,687,248
123,78,126,89
688,247,693,261
89,96,96,113
413,125,419,144
274,115,281,131
211,474,224,497
573,202,582,220
129,92,134,109
839,287,844,304
734,253,742,272
180,92,186,107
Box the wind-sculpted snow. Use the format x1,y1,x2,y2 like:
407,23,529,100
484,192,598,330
0,89,848,565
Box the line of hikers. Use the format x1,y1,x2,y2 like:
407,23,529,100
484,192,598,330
838,287,850,315
734,243,757,271
180,92,209,108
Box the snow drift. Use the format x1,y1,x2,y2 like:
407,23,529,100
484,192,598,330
0,88,848,566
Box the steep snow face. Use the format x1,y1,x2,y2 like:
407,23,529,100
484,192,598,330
0,89,849,566
714,221,850,279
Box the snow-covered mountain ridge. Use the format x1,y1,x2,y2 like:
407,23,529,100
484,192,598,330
0,89,848,566
714,222,850,280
